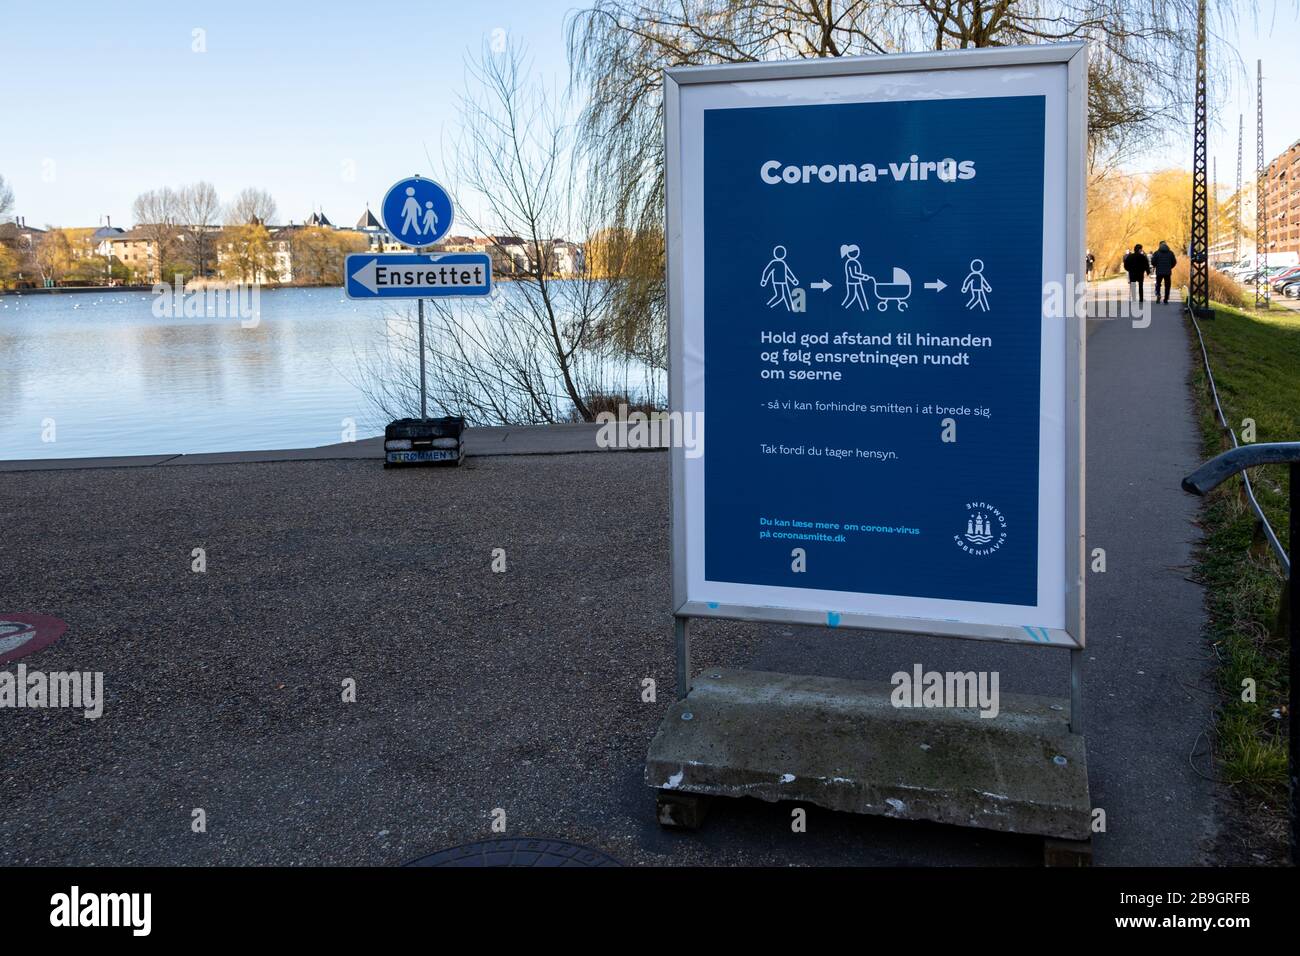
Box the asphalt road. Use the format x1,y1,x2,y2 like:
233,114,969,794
0,297,1214,865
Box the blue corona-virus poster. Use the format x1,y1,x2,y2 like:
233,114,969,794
701,94,1047,608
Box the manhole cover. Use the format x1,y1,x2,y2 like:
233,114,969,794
0,614,67,665
406,838,622,867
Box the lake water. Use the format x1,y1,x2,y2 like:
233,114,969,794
0,287,404,460
0,284,663,461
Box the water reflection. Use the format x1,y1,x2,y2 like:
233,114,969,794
0,289,383,459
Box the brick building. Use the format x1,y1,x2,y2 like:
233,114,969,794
1263,138,1300,256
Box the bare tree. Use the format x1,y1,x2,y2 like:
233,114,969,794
571,0,1240,179
906,1,1241,167
131,187,182,282
178,181,222,277
358,42,657,425
567,0,1245,348
0,173,13,222
226,188,277,226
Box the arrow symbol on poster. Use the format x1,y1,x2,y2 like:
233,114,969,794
811,279,831,291
924,279,946,292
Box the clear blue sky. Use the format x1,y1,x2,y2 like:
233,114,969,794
2,0,580,230
4,0,1297,229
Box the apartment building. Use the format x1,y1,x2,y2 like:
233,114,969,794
1263,138,1300,255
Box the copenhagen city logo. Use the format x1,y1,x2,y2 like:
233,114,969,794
955,501,1006,556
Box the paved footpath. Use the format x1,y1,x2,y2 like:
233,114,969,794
0,290,1216,865
1078,287,1217,863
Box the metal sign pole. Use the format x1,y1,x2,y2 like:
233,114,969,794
417,297,427,420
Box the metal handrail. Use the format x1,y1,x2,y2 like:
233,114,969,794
1188,310,1291,573
1183,441,1300,497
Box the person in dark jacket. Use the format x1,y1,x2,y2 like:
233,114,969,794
1150,241,1177,303
1085,251,1095,281
1123,244,1150,302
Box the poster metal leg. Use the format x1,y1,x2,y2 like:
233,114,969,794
674,615,691,701
1069,647,1084,735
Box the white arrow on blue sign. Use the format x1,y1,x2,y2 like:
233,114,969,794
344,253,493,300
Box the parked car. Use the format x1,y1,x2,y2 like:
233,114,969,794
1237,267,1288,285
1231,262,1290,278
1271,265,1300,290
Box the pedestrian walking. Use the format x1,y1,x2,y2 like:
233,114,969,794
1150,241,1176,303
1085,251,1095,282
1123,244,1150,303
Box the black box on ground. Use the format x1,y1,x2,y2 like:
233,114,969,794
383,416,466,468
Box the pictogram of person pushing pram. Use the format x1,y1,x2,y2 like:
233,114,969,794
841,245,868,310
840,245,910,311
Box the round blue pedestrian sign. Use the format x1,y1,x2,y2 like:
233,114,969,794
380,176,454,248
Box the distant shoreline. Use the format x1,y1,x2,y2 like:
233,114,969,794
0,283,349,298
0,274,538,297
0,285,155,297
0,283,339,297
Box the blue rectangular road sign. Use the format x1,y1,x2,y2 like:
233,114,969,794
344,252,492,299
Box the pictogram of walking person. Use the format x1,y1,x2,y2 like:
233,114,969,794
962,258,991,311
400,187,423,236
761,245,799,310
840,244,868,311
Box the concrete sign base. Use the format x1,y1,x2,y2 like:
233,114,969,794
646,669,1092,842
